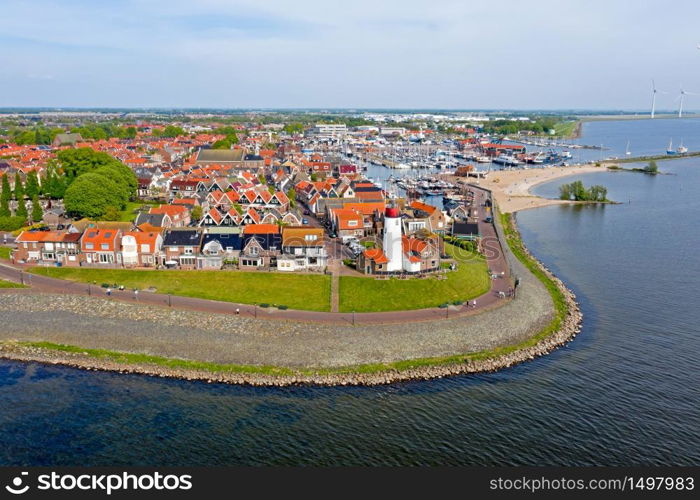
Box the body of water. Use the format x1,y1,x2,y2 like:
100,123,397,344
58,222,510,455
1,120,699,466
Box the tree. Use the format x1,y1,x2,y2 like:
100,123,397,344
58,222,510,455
0,197,10,218
25,171,40,199
161,125,185,138
310,173,318,182
13,172,24,201
287,188,296,208
644,160,658,174
283,123,304,135
212,133,238,149
589,185,608,202
191,205,203,221
41,164,67,199
559,183,571,200
92,165,133,205
1,174,11,203
101,206,122,221
268,185,275,194
15,198,28,221
31,195,43,223
232,203,243,215
64,173,124,219
57,148,126,181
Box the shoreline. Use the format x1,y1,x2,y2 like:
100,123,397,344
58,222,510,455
0,212,583,387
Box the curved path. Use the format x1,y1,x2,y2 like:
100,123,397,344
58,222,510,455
0,213,558,371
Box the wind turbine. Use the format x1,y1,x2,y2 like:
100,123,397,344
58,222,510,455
650,80,666,119
677,84,697,118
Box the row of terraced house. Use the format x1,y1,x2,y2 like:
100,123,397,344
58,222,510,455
12,223,327,272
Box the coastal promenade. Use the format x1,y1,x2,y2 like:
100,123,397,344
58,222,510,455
0,187,577,385
0,188,512,325
0,223,555,372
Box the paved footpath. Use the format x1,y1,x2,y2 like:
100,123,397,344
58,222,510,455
0,187,513,325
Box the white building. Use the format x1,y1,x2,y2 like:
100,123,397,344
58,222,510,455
382,207,403,272
311,123,347,139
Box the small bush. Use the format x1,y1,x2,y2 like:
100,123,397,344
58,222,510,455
278,305,288,310
259,303,270,308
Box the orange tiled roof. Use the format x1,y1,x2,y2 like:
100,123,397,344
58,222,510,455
364,248,388,264
243,223,280,234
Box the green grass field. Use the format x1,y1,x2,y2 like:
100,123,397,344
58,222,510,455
552,120,578,137
338,243,490,312
0,279,26,288
0,246,11,260
101,201,161,222
31,268,331,311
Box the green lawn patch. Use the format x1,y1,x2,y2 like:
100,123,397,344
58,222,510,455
30,268,331,311
552,120,578,137
338,243,490,312
0,279,26,288
19,341,296,377
0,246,11,260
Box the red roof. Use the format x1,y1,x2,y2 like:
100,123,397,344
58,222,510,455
243,223,280,234
363,248,388,264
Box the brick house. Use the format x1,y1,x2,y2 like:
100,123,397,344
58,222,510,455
81,229,122,266
162,229,203,269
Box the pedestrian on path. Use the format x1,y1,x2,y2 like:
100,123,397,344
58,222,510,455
106,287,112,297
235,308,240,316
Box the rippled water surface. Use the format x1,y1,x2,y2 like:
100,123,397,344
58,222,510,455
1,122,699,466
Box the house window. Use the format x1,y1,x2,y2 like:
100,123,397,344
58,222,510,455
101,243,109,250
99,253,113,263
348,220,358,227
85,243,94,250
184,247,194,255
141,244,150,253
304,234,317,241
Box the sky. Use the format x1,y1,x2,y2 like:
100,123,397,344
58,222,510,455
1,0,700,110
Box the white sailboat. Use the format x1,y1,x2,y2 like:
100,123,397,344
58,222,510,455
667,138,676,155
677,138,688,154
625,140,631,156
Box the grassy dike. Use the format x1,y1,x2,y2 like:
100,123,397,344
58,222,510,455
1,212,578,385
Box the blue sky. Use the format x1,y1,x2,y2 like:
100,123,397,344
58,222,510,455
1,0,699,109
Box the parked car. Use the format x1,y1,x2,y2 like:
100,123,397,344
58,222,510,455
302,218,309,225
303,210,310,216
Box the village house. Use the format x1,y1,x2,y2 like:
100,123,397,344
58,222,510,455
239,224,281,269
405,200,447,234
149,204,190,227
278,227,327,271
198,229,243,269
329,208,365,241
134,212,172,229
13,230,82,267
162,229,203,269
120,231,163,268
81,228,122,266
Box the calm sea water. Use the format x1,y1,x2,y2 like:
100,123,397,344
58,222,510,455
1,121,700,466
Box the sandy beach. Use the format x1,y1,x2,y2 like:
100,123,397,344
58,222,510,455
476,164,604,213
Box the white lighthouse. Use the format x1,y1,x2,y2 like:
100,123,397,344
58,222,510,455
383,207,403,272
